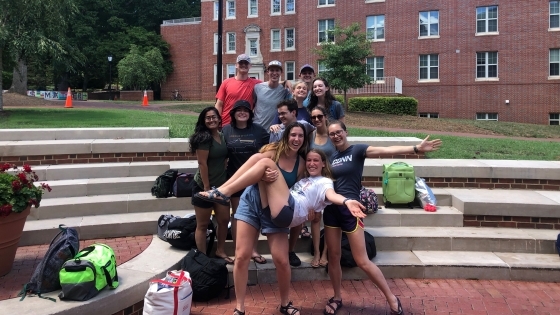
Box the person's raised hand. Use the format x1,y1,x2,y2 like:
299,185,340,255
418,135,442,152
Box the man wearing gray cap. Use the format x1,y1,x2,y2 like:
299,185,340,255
253,60,291,130
215,54,262,126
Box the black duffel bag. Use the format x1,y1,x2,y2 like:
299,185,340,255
181,249,228,302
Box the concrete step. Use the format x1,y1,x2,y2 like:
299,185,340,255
38,176,157,198
0,127,170,141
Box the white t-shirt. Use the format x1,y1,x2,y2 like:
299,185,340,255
289,176,333,227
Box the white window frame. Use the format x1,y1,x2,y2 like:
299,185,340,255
213,64,217,86
248,0,258,17
366,15,385,41
366,56,384,81
318,19,335,43
249,38,258,57
226,1,236,19
286,0,295,13
476,113,498,121
227,64,236,78
550,113,560,125
271,0,281,15
285,61,295,81
227,32,236,53
285,28,295,50
419,11,439,38
419,113,439,118
271,29,281,51
318,0,335,7
476,6,498,34
551,1,560,29
550,48,560,78
476,52,498,80
213,1,219,20
317,61,329,75
419,54,439,81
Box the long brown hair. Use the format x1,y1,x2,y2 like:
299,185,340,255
259,122,309,162
305,148,334,179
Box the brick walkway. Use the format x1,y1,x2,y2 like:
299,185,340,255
0,235,152,301
192,278,560,315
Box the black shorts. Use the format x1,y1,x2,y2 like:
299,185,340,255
191,182,225,208
323,204,364,233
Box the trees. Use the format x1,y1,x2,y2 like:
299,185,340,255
314,23,373,110
117,45,166,91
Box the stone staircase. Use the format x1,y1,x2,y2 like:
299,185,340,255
1,127,559,315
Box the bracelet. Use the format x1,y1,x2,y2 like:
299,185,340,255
343,198,351,206
413,145,419,154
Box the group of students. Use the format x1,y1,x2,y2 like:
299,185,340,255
188,90,442,314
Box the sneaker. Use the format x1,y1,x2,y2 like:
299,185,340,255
288,251,301,267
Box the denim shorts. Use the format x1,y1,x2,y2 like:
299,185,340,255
233,184,290,235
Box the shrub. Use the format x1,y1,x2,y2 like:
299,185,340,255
348,97,417,116
334,95,344,104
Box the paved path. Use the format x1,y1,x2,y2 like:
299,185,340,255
193,278,560,314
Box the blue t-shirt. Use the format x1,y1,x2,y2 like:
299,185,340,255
329,144,368,200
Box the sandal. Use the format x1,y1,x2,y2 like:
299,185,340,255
251,254,267,264
323,297,342,315
300,225,311,238
390,297,404,315
280,301,300,315
233,308,245,315
195,186,230,206
319,259,328,267
216,254,235,265
310,257,320,268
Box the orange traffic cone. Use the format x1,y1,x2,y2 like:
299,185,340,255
64,87,73,108
142,90,149,107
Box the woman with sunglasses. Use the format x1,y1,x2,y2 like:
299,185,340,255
322,120,442,315
308,78,345,122
188,107,232,263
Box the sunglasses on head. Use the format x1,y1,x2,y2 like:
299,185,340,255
311,114,324,120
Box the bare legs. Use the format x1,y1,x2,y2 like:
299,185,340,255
310,213,328,266
231,197,261,262
324,227,399,314
193,202,230,258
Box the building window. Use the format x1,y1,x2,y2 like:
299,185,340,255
285,61,295,81
286,0,295,13
318,61,329,75
214,1,219,20
271,0,281,15
366,57,384,80
227,64,236,78
248,0,258,16
476,52,498,78
550,113,560,125
226,1,236,18
419,113,439,118
366,15,385,40
319,0,335,6
318,19,335,43
551,49,560,76
476,113,498,121
285,28,295,50
213,64,217,86
213,33,219,54
271,29,281,51
227,33,236,52
476,6,498,33
551,1,560,29
419,54,439,80
419,11,439,37
249,39,258,56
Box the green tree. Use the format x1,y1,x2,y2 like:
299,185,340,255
314,23,373,110
117,45,166,91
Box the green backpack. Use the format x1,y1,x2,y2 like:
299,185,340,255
382,162,416,206
58,243,119,301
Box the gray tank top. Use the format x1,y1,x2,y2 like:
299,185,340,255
310,130,336,157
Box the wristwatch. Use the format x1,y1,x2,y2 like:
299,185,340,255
343,198,351,206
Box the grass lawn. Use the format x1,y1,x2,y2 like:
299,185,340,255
1,108,559,160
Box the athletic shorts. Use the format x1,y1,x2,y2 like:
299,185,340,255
233,185,291,235
323,204,364,233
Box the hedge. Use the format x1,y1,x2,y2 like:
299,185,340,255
347,96,417,116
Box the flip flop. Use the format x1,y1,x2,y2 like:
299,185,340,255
216,255,235,265
319,259,328,267
310,258,320,268
195,186,230,206
251,255,267,264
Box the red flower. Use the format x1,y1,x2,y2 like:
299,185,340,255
1,163,12,172
12,180,22,191
23,164,32,173
17,172,28,184
41,183,52,192
0,204,12,216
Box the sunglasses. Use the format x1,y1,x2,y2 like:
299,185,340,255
311,115,324,120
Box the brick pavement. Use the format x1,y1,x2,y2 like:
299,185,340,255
0,235,152,301
192,278,560,315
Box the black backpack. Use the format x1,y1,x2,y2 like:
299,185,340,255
556,233,560,257
311,229,376,268
151,169,179,198
181,249,228,302
164,216,216,256
19,225,80,301
157,214,180,241
172,173,195,197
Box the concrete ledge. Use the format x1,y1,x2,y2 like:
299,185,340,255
0,127,169,141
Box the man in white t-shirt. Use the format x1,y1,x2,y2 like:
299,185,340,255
253,61,291,130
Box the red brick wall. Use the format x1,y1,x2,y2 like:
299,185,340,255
161,0,560,124
119,90,153,101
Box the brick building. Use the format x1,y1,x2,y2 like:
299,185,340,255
161,0,560,125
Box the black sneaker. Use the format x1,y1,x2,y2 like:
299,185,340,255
288,251,301,267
